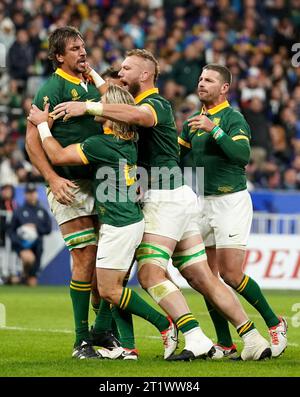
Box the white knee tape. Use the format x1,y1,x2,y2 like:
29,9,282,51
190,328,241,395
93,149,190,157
147,280,179,304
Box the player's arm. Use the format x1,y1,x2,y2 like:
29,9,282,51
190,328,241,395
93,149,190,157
178,122,192,164
27,104,84,167
26,107,77,204
51,101,155,127
188,114,250,166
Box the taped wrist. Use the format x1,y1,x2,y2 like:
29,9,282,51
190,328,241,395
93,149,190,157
89,69,106,88
210,125,225,141
86,102,104,116
37,122,52,142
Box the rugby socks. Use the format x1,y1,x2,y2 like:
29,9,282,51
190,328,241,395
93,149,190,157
235,275,279,328
175,313,199,334
118,288,169,332
237,320,255,337
111,305,135,349
70,279,91,346
204,298,234,347
93,299,112,333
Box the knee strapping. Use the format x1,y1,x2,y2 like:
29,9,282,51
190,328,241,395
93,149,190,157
63,228,98,251
147,280,179,304
136,243,172,270
172,243,207,271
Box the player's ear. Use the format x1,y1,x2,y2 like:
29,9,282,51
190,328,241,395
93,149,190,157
56,53,64,64
221,82,229,95
140,71,149,83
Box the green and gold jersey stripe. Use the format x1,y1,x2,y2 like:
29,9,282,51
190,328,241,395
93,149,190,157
55,68,81,84
134,88,159,104
141,103,158,126
232,135,249,142
76,144,89,164
178,137,191,149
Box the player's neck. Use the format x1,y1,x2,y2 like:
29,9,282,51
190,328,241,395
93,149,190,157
202,96,227,111
59,66,83,80
137,83,156,97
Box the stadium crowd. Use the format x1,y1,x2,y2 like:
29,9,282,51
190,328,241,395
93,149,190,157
0,0,300,190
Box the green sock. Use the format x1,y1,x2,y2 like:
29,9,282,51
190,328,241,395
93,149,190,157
205,298,233,347
237,320,255,337
236,275,279,328
91,301,100,316
93,299,113,333
175,313,199,334
111,305,135,349
70,279,92,346
118,288,169,332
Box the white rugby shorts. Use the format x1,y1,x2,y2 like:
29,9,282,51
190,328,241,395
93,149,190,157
46,179,97,226
198,189,253,249
96,219,145,271
142,185,200,241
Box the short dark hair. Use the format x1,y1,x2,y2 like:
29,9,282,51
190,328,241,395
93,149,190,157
48,26,83,69
101,67,120,80
126,49,160,83
203,63,232,85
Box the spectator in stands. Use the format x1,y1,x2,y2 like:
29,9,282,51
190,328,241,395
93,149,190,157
8,182,52,286
7,29,34,84
282,168,300,190
0,184,16,248
243,97,271,156
0,0,300,190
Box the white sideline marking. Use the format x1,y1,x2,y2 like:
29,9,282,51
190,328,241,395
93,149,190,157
0,325,298,347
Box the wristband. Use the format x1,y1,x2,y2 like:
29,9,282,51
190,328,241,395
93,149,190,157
89,69,106,88
210,125,225,141
37,122,52,142
86,102,104,116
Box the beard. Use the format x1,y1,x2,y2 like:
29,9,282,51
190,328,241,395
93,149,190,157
127,81,141,98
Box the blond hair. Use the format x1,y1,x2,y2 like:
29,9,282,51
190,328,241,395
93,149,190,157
126,49,160,83
103,84,137,141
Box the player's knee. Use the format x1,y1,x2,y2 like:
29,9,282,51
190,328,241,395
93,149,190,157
219,269,241,288
136,242,171,288
137,265,166,289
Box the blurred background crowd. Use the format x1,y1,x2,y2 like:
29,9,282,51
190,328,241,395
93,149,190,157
0,0,300,191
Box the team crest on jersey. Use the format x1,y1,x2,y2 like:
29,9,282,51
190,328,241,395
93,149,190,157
71,89,80,101
212,117,220,125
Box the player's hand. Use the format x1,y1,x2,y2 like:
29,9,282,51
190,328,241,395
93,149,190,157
187,114,215,132
82,62,92,80
27,104,50,126
51,102,87,121
48,175,78,205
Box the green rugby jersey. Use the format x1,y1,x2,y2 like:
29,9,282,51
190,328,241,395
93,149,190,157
33,68,101,180
179,100,251,196
77,131,143,227
135,88,183,189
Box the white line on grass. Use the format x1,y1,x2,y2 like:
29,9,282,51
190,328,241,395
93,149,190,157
0,325,298,347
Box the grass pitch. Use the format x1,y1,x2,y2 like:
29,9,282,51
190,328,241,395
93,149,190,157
0,286,299,377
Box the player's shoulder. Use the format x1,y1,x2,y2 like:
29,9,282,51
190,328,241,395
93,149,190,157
227,106,247,122
36,73,62,95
